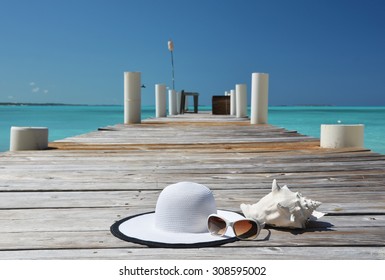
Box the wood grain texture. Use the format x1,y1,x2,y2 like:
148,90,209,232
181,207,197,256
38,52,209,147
0,113,384,259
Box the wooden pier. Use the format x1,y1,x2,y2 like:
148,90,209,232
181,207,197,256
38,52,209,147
0,112,384,259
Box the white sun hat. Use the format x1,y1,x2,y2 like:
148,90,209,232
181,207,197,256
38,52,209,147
110,181,245,248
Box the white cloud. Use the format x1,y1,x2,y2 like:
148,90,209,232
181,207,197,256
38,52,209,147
29,81,50,95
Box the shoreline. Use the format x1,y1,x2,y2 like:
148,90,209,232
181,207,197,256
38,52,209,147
2,102,385,108
0,102,121,107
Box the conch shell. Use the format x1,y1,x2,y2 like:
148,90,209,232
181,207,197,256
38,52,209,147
241,179,324,229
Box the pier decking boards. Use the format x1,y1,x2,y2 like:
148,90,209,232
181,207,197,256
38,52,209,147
0,112,384,259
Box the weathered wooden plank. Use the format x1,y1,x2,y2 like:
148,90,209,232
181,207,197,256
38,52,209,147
0,246,383,260
1,180,384,193
2,152,384,176
0,189,384,214
0,225,383,251
3,151,385,166
2,152,384,166
2,158,385,175
0,205,384,253
1,173,384,194
52,122,318,146
0,207,383,232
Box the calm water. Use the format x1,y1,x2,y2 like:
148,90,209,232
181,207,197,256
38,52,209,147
1,105,384,154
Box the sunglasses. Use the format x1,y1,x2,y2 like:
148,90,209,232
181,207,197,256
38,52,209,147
207,214,263,240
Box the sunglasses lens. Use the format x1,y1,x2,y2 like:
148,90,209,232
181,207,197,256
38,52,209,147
208,216,227,236
233,220,259,240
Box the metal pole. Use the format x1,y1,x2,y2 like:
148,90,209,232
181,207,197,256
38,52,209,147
170,50,175,90
168,40,175,90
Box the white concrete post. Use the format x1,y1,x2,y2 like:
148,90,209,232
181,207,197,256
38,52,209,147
236,84,247,118
168,89,177,115
250,73,269,124
320,124,364,148
124,72,141,124
10,127,48,151
176,91,182,114
230,89,236,116
155,84,167,118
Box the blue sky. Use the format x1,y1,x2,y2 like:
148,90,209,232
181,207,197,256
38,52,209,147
1,0,385,106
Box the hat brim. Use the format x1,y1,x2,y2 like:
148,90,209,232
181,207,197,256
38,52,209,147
110,210,244,248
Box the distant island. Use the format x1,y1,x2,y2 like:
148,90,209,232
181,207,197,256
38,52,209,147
0,102,83,106
0,102,120,106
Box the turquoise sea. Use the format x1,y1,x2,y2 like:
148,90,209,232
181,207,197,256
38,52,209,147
1,105,384,154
